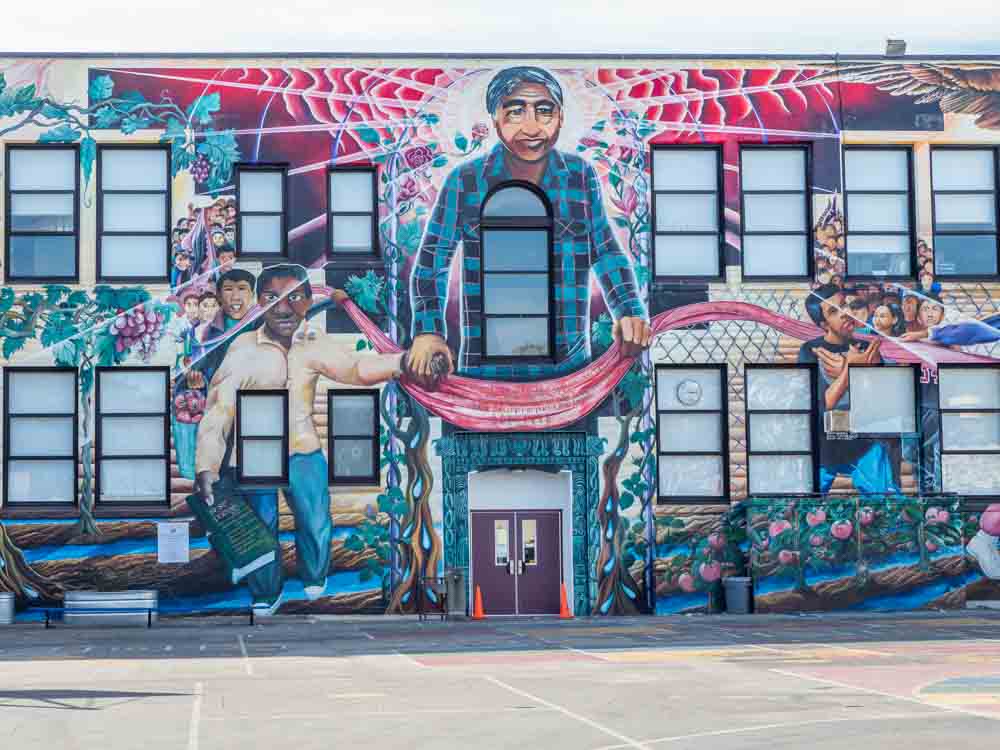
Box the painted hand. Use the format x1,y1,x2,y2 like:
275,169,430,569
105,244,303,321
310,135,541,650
196,471,220,507
814,348,846,380
331,288,350,305
899,329,930,342
613,316,653,357
185,369,206,391
406,334,454,390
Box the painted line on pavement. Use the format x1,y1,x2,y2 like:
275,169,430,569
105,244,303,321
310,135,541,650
394,650,425,668
485,675,649,750
187,682,203,750
563,646,611,662
237,635,253,676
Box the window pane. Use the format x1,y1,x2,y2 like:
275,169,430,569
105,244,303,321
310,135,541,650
9,417,74,457
9,235,76,278
482,186,547,217
934,235,998,276
749,413,811,452
749,454,813,494
9,371,75,414
241,215,283,254
7,460,74,502
240,394,285,437
655,234,719,276
658,412,721,452
239,171,282,211
333,439,375,477
847,235,911,276
99,459,166,500
658,455,723,497
933,149,994,190
934,193,996,231
331,395,375,436
940,368,1000,409
100,370,166,413
101,149,167,190
329,171,374,213
747,368,811,410
102,193,166,232
744,194,805,232
741,149,805,191
847,193,909,232
655,194,718,231
743,235,809,276
10,148,75,191
101,416,165,455
331,215,373,253
942,412,1000,450
845,150,909,191
656,368,723,410
485,318,549,357
10,193,74,231
484,274,548,314
483,230,548,270
850,368,916,433
943,453,1000,494
101,236,168,278
241,440,284,478
653,149,717,191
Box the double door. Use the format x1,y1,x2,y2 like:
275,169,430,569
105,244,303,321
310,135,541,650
470,510,561,615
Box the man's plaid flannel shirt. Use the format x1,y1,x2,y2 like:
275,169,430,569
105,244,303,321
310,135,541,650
410,144,647,380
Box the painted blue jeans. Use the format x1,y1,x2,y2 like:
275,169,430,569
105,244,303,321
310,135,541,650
232,450,333,603
818,442,899,495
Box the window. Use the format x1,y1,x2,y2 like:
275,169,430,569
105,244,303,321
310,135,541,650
236,166,286,257
3,368,77,505
939,367,1000,495
480,184,552,359
931,148,999,277
5,145,78,281
844,147,914,278
328,390,379,484
236,390,288,484
656,365,728,501
96,368,169,505
651,146,723,278
98,146,170,281
745,366,815,494
741,147,810,278
849,366,917,434
329,167,377,256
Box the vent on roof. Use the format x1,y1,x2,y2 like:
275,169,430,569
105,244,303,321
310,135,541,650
885,39,907,57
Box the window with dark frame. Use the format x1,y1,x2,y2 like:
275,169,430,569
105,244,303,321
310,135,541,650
96,367,169,506
480,183,553,359
651,146,723,279
844,147,914,278
740,146,810,278
938,366,1000,495
236,390,289,484
328,390,379,484
98,146,170,282
3,368,78,506
329,167,378,256
655,365,728,502
848,366,917,434
5,145,78,282
236,165,287,258
931,147,999,278
745,365,816,495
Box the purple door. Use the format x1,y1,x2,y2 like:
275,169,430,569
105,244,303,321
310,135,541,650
471,511,516,615
515,511,562,615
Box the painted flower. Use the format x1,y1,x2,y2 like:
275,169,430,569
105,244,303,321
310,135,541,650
610,185,639,215
403,145,434,170
398,176,420,202
471,122,489,141
579,135,600,149
617,145,636,164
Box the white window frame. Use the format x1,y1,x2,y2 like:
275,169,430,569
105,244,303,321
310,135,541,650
328,166,378,257
236,389,289,484
327,389,380,485
938,365,1000,495
236,164,287,259
848,365,918,435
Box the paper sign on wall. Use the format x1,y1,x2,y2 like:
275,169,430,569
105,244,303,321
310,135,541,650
157,522,190,564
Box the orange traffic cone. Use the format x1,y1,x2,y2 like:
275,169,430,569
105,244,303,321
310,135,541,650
471,585,486,620
559,582,573,620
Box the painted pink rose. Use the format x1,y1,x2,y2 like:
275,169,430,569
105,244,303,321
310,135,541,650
471,122,489,141
831,520,854,541
678,572,696,592
805,509,827,528
611,185,639,215
858,507,875,527
768,520,792,538
707,532,726,551
579,135,600,148
810,534,823,547
699,561,722,582
398,175,420,202
778,549,799,566
617,145,636,163
403,145,434,170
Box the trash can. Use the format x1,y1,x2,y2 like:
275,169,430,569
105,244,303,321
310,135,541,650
444,567,467,617
0,592,14,625
723,577,753,614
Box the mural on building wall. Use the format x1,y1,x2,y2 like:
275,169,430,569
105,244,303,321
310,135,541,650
4,59,1000,617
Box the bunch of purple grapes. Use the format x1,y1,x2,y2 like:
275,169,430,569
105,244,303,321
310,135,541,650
108,306,166,361
190,154,211,184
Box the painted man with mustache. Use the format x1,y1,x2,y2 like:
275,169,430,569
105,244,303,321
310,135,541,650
408,66,650,384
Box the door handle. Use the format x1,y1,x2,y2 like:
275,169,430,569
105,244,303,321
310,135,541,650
517,561,524,575
507,560,514,575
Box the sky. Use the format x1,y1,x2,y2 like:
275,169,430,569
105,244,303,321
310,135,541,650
1,0,999,56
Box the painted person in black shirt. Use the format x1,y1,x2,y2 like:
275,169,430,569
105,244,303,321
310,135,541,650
797,283,901,494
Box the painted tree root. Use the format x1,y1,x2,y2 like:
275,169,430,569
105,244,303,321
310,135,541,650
0,524,63,603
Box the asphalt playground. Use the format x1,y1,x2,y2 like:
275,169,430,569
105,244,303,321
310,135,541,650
3,610,1000,749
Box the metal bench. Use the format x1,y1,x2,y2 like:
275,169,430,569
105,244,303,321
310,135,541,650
33,590,160,628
